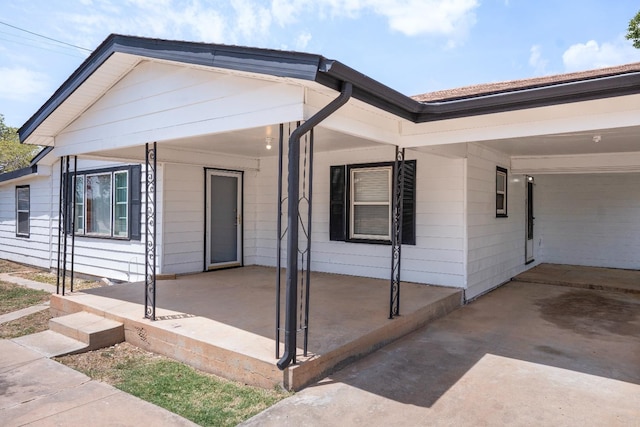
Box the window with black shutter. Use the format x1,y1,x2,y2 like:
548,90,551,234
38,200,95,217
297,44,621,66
330,160,416,245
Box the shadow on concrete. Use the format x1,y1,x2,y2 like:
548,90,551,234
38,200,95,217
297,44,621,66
305,280,640,408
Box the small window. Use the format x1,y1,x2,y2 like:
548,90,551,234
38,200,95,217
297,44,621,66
16,186,30,237
496,166,508,217
350,166,392,240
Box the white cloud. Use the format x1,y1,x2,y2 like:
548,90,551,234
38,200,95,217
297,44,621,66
56,0,478,53
562,37,640,72
295,31,312,50
0,67,49,101
366,0,479,38
529,44,548,75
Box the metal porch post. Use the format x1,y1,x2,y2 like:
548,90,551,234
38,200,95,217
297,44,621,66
389,147,405,318
145,142,157,320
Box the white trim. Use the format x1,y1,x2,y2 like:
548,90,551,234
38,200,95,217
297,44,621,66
205,169,243,269
349,165,392,240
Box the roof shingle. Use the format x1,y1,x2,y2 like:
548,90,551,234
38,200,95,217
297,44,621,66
412,62,640,102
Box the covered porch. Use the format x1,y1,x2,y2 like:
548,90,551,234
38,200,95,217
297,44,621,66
49,266,461,390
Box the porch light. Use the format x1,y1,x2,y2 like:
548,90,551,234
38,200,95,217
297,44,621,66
593,135,601,143
265,137,272,150
527,176,534,182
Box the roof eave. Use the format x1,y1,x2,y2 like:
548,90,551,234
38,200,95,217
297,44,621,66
415,72,640,122
0,165,38,184
18,34,325,143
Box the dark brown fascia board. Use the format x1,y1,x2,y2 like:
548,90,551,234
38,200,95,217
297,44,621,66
19,34,324,142
317,61,640,123
19,34,640,145
414,72,640,121
0,165,38,183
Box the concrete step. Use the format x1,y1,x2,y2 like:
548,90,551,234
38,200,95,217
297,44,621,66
49,311,124,351
12,330,88,357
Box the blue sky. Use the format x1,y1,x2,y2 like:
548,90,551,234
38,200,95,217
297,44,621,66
1,0,640,128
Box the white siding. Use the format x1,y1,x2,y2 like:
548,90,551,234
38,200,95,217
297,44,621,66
251,145,466,288
54,62,303,157
536,173,640,269
466,143,528,299
0,175,52,269
162,163,204,274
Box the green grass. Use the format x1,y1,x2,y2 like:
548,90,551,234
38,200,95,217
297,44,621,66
0,281,50,315
117,360,285,426
57,344,289,426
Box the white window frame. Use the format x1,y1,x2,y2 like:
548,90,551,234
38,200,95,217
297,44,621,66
73,175,85,234
113,170,129,237
496,167,508,217
349,165,392,241
85,171,113,237
16,186,30,237
71,168,131,239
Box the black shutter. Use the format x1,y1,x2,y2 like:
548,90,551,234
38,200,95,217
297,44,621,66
329,165,346,241
129,165,142,240
401,160,416,245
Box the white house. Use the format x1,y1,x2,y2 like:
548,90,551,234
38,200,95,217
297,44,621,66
1,35,639,333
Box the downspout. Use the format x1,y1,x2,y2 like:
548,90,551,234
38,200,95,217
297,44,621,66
277,81,353,371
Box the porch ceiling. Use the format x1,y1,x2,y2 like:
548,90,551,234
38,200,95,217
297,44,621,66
90,124,381,161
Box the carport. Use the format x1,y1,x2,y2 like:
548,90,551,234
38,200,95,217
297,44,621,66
244,265,640,425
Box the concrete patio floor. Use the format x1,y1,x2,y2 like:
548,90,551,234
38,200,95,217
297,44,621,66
50,266,461,390
243,277,640,426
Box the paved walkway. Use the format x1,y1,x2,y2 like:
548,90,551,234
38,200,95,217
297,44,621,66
0,339,198,426
243,281,640,426
0,273,198,426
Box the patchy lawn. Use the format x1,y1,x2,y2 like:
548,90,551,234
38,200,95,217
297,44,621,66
57,343,289,427
14,271,102,291
0,259,33,274
0,281,50,315
0,309,52,339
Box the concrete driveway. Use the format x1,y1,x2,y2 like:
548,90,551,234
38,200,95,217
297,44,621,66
243,280,640,426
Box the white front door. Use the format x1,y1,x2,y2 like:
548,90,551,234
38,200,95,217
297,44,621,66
205,169,242,270
525,177,535,264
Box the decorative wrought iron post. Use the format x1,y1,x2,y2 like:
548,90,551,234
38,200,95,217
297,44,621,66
56,157,64,295
389,147,405,318
302,128,314,356
145,142,157,320
70,156,77,292
276,123,284,359
61,156,70,296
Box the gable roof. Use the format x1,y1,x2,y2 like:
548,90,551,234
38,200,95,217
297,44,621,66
19,34,640,145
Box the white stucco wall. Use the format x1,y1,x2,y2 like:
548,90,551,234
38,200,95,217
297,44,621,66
535,173,640,269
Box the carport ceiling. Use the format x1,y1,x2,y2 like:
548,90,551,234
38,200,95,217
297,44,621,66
479,125,640,156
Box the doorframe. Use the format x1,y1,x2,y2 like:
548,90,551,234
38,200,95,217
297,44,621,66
203,167,244,271
525,175,535,265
